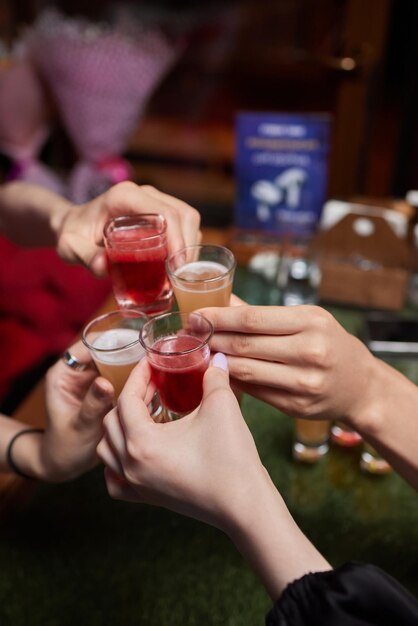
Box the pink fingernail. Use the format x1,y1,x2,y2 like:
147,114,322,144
213,352,228,372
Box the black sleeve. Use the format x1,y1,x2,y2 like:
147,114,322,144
266,561,418,626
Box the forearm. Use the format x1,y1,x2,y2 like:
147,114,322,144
0,182,72,248
347,358,418,489
226,468,331,600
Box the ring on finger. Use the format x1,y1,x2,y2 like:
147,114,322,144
62,351,87,371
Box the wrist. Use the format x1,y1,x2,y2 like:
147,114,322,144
8,429,46,480
345,356,395,437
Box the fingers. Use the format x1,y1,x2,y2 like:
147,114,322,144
78,376,114,426
201,353,234,399
117,359,156,429
227,355,308,392
97,432,125,477
104,468,141,502
104,183,200,255
197,305,307,335
144,186,201,249
232,380,315,419
54,340,96,383
209,332,301,363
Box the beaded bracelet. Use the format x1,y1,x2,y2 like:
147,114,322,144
6,428,45,480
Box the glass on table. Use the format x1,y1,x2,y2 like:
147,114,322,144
360,443,392,475
139,311,213,420
166,244,236,313
331,421,363,447
293,418,330,463
276,241,321,306
104,214,173,314
82,309,163,421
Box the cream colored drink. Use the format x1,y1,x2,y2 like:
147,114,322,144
295,418,329,445
173,261,233,312
91,328,144,397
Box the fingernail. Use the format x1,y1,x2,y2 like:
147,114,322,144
213,352,228,372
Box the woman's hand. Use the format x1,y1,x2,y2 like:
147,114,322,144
40,340,114,481
197,304,379,425
96,355,267,532
55,182,201,276
96,353,331,599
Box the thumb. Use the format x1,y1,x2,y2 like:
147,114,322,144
202,353,232,398
79,376,114,428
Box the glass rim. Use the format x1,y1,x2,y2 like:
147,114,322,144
82,308,148,353
166,244,236,284
139,311,214,356
103,214,167,245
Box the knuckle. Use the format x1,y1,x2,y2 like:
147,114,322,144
230,333,252,356
240,307,265,333
304,343,328,367
298,371,324,397
139,184,156,194
293,395,314,418
309,306,333,332
231,360,255,383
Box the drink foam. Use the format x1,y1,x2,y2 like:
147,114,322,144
91,328,144,365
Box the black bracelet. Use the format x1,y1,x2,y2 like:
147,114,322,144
6,428,45,480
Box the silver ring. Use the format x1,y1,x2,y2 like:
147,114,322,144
62,351,87,371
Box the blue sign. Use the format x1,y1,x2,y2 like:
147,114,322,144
235,112,331,238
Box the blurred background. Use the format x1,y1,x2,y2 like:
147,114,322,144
2,0,418,215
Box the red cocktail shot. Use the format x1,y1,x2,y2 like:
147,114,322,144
149,335,210,414
104,215,171,312
140,312,213,419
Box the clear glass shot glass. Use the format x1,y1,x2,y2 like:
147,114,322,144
331,421,363,447
104,214,173,314
293,418,330,463
82,309,163,420
139,311,213,420
360,443,392,475
276,242,321,306
166,244,236,313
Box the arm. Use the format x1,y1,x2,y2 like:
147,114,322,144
96,355,418,623
96,355,330,601
197,305,418,490
0,340,113,482
0,181,201,276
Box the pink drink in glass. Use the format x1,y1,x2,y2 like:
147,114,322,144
140,311,213,419
104,215,171,312
149,335,210,414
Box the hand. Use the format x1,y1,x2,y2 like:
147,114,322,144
96,355,267,532
55,182,201,277
96,353,331,599
197,304,379,424
40,340,114,481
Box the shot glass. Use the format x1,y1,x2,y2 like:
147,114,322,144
139,311,213,420
360,443,392,475
166,244,236,313
276,242,320,306
104,214,173,314
82,309,163,420
293,418,330,463
331,421,363,447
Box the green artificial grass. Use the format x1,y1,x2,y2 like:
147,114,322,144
0,268,417,625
